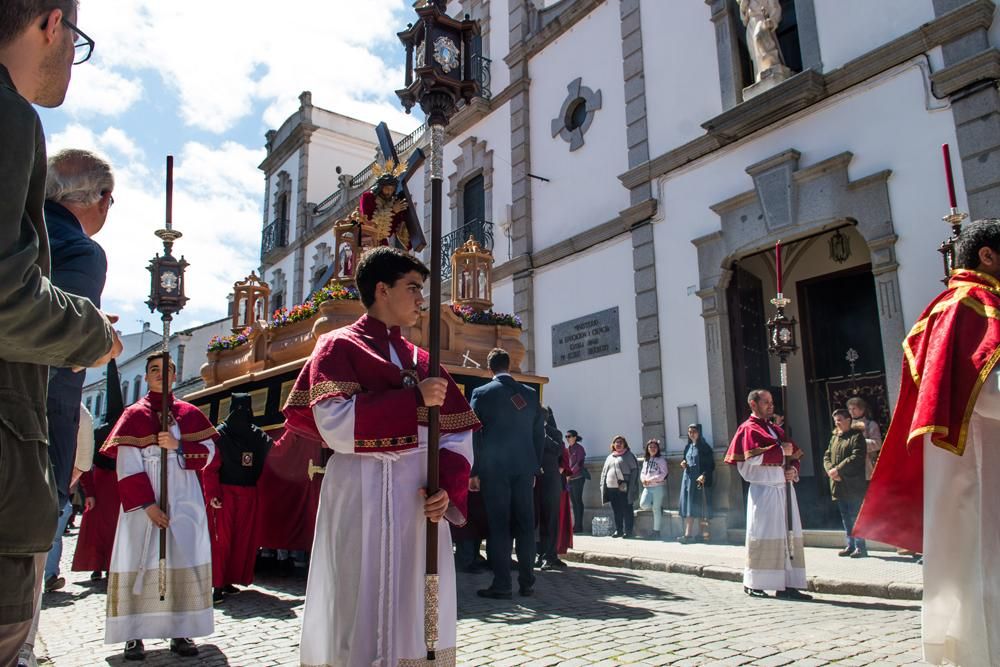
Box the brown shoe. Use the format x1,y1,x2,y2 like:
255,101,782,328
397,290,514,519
838,548,854,557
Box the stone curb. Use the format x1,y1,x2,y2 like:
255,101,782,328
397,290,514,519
562,550,922,600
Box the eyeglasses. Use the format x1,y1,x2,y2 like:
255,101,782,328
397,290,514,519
61,17,95,65
102,191,115,207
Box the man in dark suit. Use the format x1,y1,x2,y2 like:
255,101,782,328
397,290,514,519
470,348,544,599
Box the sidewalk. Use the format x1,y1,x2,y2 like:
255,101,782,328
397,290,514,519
563,535,923,600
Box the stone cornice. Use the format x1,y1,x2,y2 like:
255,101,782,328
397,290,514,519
493,253,533,282
444,77,531,140
259,123,316,174
931,48,1000,96
505,0,606,68
619,0,997,191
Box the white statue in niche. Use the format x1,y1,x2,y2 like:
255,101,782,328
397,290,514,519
739,0,785,82
478,270,488,301
461,270,471,299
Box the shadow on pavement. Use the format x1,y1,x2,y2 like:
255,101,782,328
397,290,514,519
215,589,302,620
457,565,691,624
102,643,229,665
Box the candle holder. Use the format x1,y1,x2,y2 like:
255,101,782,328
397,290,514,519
938,207,968,284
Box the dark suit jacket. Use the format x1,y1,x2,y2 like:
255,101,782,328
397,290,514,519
470,374,544,479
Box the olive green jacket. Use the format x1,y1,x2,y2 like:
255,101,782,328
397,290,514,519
823,429,868,503
0,65,114,557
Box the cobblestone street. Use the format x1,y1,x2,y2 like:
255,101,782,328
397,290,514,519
33,531,928,666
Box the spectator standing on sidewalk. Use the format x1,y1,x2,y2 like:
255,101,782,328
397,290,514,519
42,148,116,595
0,4,121,664
823,409,868,558
638,439,668,539
536,407,567,570
599,436,639,539
565,429,588,534
846,396,882,481
679,424,715,543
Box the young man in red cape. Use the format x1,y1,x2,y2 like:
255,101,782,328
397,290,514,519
725,389,811,600
282,246,478,667
100,355,218,661
854,219,1000,665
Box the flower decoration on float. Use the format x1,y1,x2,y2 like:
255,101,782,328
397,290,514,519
208,327,253,352
450,303,522,329
268,283,360,330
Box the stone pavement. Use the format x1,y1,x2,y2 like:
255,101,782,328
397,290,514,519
563,536,923,600
34,530,927,666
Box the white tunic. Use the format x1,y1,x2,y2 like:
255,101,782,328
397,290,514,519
922,369,1000,665
736,451,807,592
105,423,215,644
300,345,473,667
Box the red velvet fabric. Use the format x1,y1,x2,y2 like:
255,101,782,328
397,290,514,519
724,416,803,469
71,466,120,572
855,270,1000,552
118,472,155,512
208,485,260,588
257,428,325,551
100,392,218,455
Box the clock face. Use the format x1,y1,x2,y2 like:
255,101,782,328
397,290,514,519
778,327,793,344
433,36,459,73
160,270,179,293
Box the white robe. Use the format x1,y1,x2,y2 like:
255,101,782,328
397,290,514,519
300,345,474,667
105,423,215,644
922,369,1000,665
736,453,807,591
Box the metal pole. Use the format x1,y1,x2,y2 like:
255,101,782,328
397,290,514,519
424,121,445,663
779,359,793,563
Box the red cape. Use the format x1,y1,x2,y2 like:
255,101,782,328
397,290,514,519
100,392,218,455
854,270,1000,552
724,415,803,469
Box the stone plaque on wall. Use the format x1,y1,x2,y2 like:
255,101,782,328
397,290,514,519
552,307,621,367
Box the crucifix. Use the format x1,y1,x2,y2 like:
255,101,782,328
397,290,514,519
376,121,427,251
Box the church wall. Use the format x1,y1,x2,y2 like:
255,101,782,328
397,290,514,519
530,236,641,460
640,0,724,160
264,255,295,306
488,0,510,93
655,64,966,446
306,131,380,205
813,0,936,72
491,275,514,316
270,152,300,245
527,0,630,251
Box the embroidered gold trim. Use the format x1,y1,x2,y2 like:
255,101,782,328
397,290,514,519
102,434,156,449
284,381,362,408
106,563,212,616
355,435,419,450
747,536,806,571
398,647,456,667
416,408,481,430
182,427,218,442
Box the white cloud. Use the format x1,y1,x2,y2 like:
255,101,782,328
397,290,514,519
47,124,264,334
75,0,422,134
62,63,143,117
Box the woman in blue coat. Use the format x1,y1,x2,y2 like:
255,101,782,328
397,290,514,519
679,424,715,543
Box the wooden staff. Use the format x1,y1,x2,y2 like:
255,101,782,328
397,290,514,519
157,156,175,602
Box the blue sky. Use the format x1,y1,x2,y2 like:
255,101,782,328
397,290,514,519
38,0,424,336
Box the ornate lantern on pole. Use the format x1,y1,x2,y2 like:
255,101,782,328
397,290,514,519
939,143,968,284
451,236,493,310
397,2,480,662
145,155,189,601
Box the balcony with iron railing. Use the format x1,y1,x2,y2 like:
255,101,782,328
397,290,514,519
472,53,491,101
442,219,493,280
260,219,289,261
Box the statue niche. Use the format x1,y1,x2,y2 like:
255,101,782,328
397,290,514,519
739,0,793,100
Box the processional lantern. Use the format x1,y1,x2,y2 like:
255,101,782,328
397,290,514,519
451,236,493,310
232,272,270,331
939,143,968,283
397,2,481,663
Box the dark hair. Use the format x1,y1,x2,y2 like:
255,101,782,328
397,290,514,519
643,439,662,460
145,353,176,373
354,246,429,308
609,435,629,452
832,408,851,420
0,0,76,47
955,219,1000,271
747,388,770,404
487,347,510,373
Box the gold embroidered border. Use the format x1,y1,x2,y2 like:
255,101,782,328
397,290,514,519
284,381,362,408
416,408,481,430
355,434,419,449
747,536,805,571
102,434,156,449
182,427,218,442
107,563,212,616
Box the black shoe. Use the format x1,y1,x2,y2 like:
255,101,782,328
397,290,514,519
542,558,567,570
170,638,199,657
535,555,544,567
775,588,813,601
90,570,103,580
123,640,145,661
213,587,225,604
476,587,512,600
744,587,768,598
850,549,868,559
678,536,693,544
519,585,534,597
222,584,241,595
623,533,635,540
611,532,623,538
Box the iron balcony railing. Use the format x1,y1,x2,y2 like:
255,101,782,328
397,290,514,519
260,219,288,260
473,53,492,101
441,219,493,281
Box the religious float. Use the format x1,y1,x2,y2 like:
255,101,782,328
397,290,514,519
186,161,546,552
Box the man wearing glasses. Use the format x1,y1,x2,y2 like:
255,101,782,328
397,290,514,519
0,3,119,666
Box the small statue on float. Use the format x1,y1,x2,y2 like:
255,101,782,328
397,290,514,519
359,158,413,250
